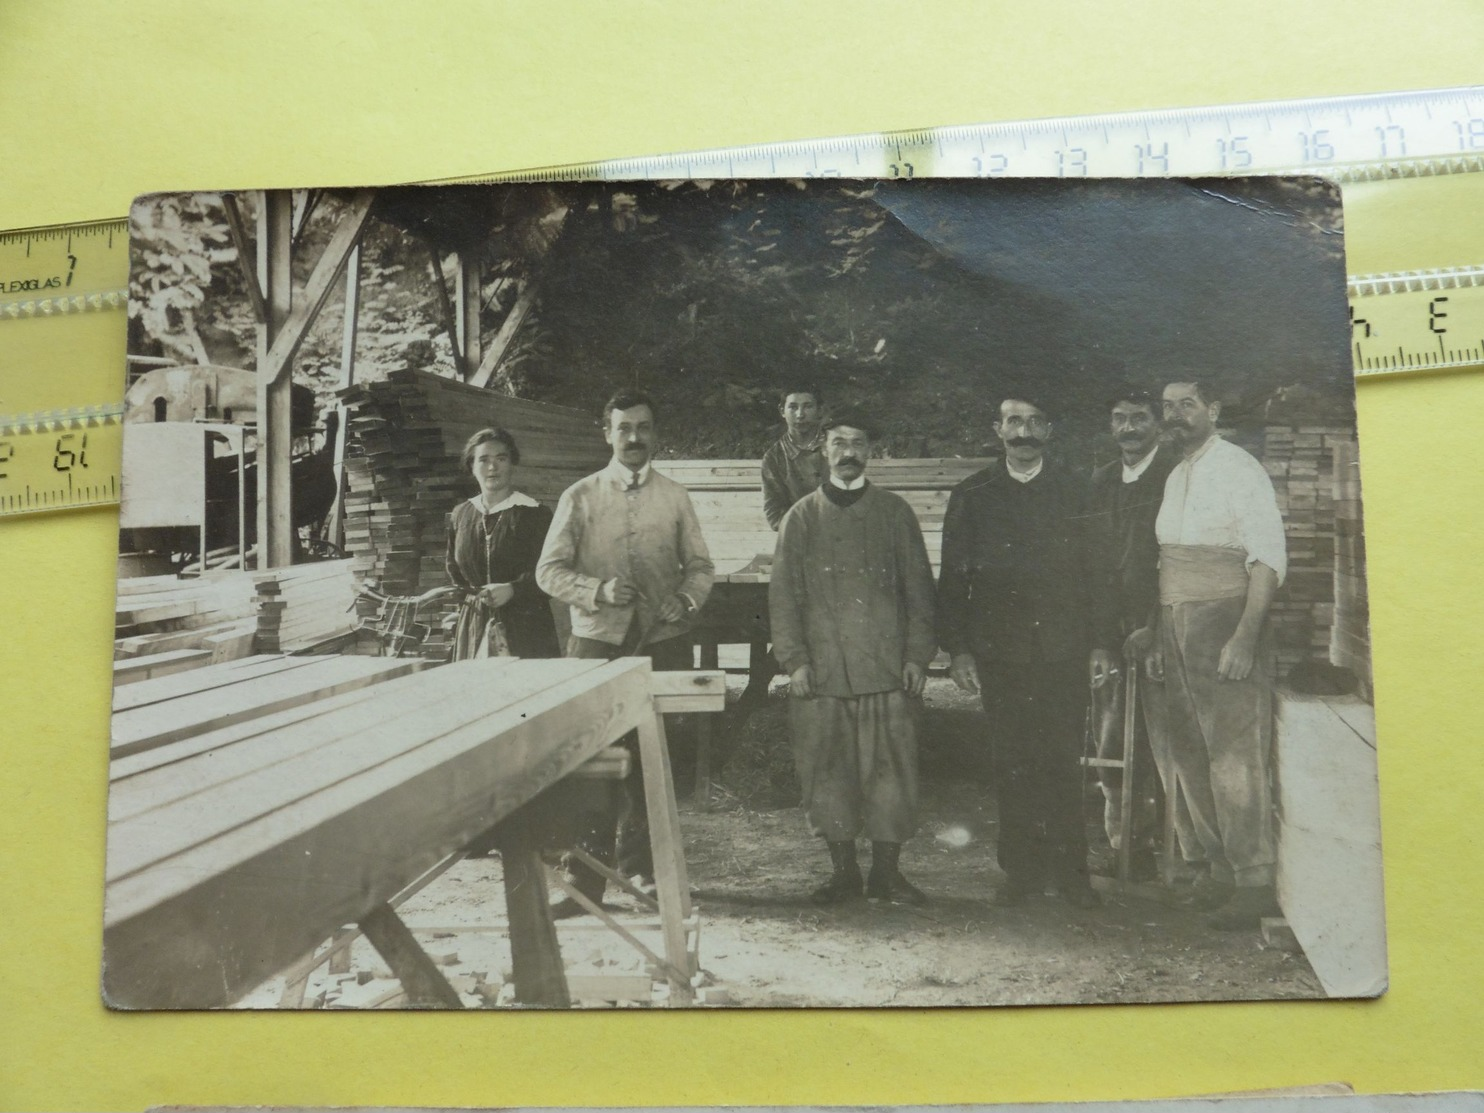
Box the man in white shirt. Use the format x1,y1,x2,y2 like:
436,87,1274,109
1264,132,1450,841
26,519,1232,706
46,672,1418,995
1151,380,1286,931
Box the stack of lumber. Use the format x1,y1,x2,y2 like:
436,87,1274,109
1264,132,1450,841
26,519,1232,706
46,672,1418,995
103,656,657,1008
251,559,357,653
1260,423,1349,680
654,457,993,577
337,369,608,615
114,573,257,664
1329,438,1371,699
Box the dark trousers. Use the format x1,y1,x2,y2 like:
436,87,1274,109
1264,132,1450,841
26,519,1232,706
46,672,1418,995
564,633,692,894
979,657,1090,887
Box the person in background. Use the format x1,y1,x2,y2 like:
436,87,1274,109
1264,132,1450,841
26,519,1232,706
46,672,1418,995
761,383,829,530
445,427,559,661
937,393,1101,910
536,388,714,916
1085,387,1194,881
1150,379,1286,931
770,410,937,906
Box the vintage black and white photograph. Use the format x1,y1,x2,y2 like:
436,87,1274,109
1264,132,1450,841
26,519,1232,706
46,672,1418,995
105,176,1383,1010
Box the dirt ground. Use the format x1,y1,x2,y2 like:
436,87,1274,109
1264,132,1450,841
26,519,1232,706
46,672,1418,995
242,678,1323,1010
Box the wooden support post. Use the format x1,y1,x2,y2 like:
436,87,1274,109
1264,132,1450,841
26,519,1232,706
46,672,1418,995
256,190,294,570
693,639,719,811
426,245,468,381
455,247,482,380
327,243,361,551
468,280,537,388
357,903,464,1009
1117,666,1137,882
498,818,571,1007
635,699,696,1005
220,193,267,325
326,927,355,975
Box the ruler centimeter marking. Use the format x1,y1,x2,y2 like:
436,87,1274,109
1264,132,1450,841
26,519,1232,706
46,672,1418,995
4,87,1484,517
0,404,124,517
451,85,1484,184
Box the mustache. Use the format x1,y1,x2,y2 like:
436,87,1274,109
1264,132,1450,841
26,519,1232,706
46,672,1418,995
1007,437,1045,448
836,456,864,468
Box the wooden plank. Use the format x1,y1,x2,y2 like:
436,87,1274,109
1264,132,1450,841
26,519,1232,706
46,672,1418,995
113,650,214,686
108,668,475,817
566,974,653,1003
110,656,427,758
358,903,464,1009
112,654,316,713
498,822,571,1007
652,669,726,713
108,662,582,878
102,658,653,1008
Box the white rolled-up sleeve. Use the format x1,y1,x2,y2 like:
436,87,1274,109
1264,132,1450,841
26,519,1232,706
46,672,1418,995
1231,451,1288,584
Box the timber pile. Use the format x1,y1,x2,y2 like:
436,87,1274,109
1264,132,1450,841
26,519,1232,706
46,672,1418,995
114,573,257,664
251,559,357,653
1329,439,1371,698
338,371,608,647
1261,423,1349,680
653,458,994,577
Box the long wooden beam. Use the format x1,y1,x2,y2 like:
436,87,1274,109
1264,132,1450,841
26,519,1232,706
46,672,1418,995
220,193,267,325
259,190,378,390
468,280,537,389
256,190,295,568
102,658,654,1009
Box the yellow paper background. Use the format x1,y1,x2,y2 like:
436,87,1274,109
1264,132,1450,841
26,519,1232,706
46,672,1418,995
3,2,1483,1108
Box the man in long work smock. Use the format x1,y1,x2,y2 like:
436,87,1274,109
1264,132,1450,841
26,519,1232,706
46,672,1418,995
1152,380,1286,930
536,388,714,915
769,411,937,905
938,394,1100,909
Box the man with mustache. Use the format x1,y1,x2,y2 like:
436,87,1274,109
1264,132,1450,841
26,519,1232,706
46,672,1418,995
769,410,937,905
537,388,714,915
938,394,1100,909
1150,380,1286,931
1085,387,1192,880
761,383,829,530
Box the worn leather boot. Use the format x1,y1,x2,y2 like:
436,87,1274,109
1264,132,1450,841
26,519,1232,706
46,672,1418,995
866,841,928,906
810,839,864,905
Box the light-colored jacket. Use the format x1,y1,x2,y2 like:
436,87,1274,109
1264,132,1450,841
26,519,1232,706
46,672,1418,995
537,462,714,647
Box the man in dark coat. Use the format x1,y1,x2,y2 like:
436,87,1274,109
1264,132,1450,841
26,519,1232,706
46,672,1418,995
761,383,829,530
770,410,937,905
937,394,1100,908
1085,387,1194,880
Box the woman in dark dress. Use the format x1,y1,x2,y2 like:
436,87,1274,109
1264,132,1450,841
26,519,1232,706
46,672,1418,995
445,427,560,660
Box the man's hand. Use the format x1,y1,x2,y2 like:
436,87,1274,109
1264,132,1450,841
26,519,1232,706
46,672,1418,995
789,663,816,699
949,653,980,695
480,583,515,608
597,577,636,606
1088,648,1117,689
1122,625,1154,662
656,594,686,623
902,661,926,698
1145,648,1164,683
1217,629,1259,681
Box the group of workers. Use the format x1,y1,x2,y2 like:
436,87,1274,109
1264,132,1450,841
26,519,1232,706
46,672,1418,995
445,376,1288,934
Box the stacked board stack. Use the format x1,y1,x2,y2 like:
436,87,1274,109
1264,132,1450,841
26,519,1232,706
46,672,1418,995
337,370,609,651
653,457,994,579
1260,421,1351,683
114,574,258,665
1329,439,1371,699
251,559,358,654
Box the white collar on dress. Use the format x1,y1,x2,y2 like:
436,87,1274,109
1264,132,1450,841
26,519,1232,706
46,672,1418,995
469,490,540,514
1121,445,1159,484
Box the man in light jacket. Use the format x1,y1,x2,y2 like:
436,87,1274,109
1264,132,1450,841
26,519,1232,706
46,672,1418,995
537,388,714,914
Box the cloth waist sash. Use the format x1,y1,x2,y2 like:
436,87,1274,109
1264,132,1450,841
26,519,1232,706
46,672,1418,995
1159,544,1249,605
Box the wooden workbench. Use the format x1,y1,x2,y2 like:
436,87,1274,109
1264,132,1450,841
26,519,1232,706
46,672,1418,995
103,653,716,1009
